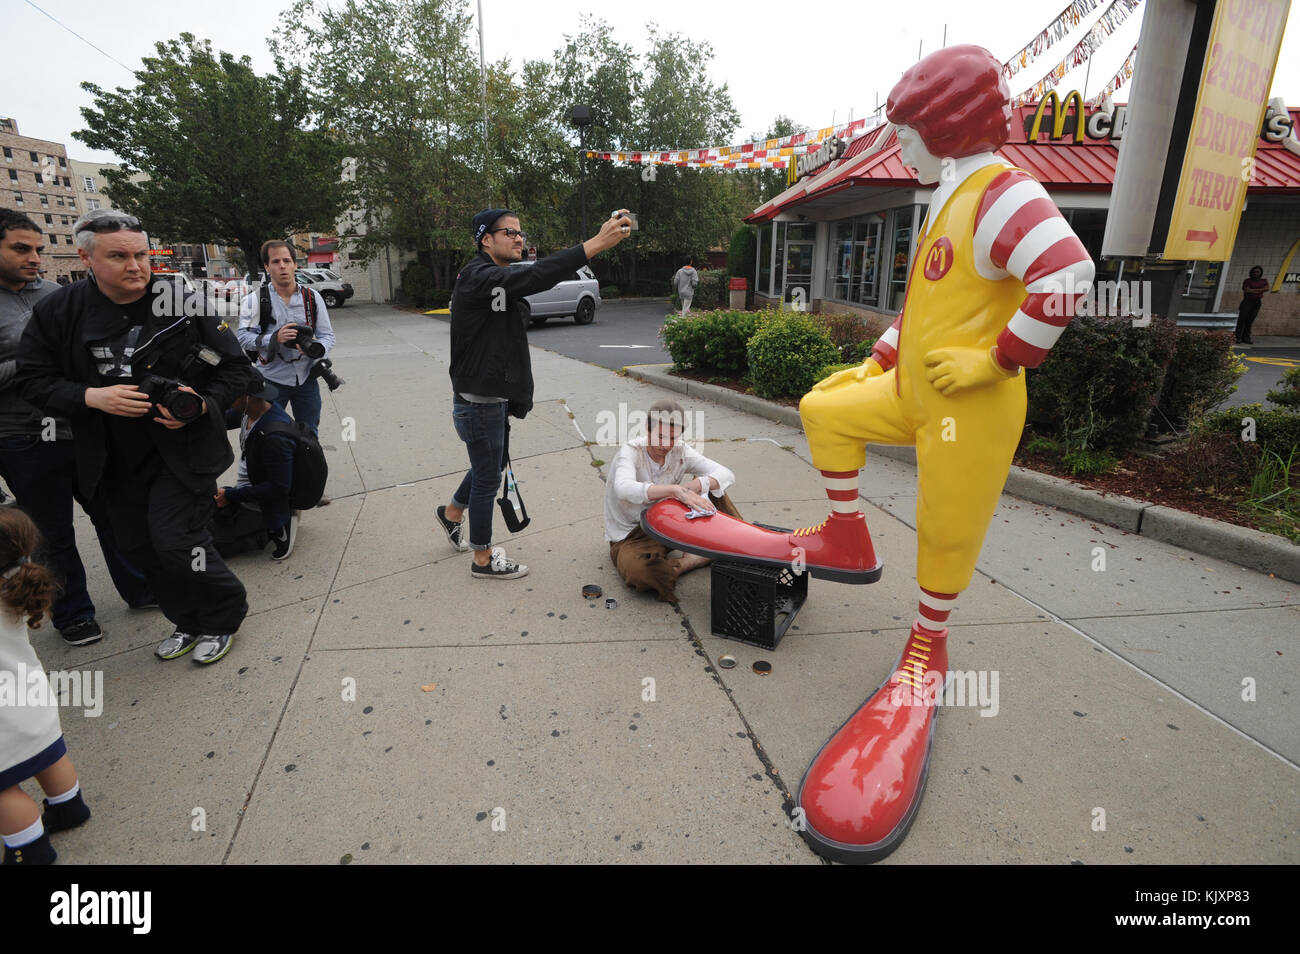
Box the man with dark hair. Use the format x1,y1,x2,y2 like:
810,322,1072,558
435,208,632,579
1235,266,1269,344
236,240,334,436
0,210,151,646
16,210,258,666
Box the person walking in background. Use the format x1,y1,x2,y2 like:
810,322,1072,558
673,258,699,315
1235,266,1269,344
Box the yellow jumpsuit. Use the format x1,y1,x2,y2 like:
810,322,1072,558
800,163,1027,594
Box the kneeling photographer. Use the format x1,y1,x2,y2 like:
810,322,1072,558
16,210,259,666
236,240,338,441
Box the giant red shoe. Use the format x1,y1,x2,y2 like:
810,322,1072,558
796,624,949,863
640,500,882,584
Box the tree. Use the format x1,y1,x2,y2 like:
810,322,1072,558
75,34,347,276
547,18,741,288
276,0,487,289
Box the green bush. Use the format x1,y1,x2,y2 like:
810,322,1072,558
814,313,875,363
1267,366,1300,409
671,269,729,312
1154,329,1244,430
747,311,840,399
727,226,757,279
1026,315,1179,453
661,310,760,376
401,263,436,306
600,285,620,299
853,338,879,362
1201,404,1300,461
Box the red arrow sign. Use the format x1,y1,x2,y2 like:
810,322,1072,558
1185,225,1219,247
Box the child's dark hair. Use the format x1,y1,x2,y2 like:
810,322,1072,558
0,506,56,629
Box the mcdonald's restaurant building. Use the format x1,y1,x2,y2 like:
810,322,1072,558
745,93,1300,337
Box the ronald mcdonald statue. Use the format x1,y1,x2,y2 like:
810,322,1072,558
643,44,1094,862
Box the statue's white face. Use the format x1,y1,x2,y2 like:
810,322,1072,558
897,125,943,185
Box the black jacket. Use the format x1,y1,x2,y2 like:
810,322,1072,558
223,404,295,531
449,245,589,417
15,276,258,498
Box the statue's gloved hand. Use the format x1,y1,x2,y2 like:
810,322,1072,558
923,346,1019,397
813,357,884,391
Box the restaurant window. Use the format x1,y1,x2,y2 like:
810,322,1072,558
887,206,920,312
758,222,773,295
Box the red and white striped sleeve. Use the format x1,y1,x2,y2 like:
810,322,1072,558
871,315,903,370
973,169,1095,369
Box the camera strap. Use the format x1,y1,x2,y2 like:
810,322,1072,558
497,419,530,532
258,284,317,334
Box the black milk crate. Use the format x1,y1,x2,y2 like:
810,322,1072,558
710,561,808,650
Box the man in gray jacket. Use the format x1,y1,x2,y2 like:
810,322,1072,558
673,258,699,315
0,211,151,646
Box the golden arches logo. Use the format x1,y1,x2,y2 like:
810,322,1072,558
1028,90,1087,144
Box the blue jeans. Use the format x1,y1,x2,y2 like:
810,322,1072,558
271,375,322,435
0,434,153,629
451,397,507,551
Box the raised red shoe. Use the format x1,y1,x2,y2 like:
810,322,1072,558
796,624,949,863
639,500,882,584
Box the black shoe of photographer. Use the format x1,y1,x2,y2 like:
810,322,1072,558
59,619,103,647
270,515,298,561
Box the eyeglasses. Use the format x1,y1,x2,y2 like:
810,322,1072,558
74,213,142,235
489,227,527,240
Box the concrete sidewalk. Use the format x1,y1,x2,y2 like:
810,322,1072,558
29,303,1298,864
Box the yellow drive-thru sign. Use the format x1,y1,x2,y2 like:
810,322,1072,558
1164,0,1290,260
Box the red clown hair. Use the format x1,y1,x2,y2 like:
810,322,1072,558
886,44,1011,159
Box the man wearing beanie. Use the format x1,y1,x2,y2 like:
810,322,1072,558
439,208,632,579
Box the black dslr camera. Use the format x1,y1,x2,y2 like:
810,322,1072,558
137,374,206,424
287,323,326,359
309,357,344,392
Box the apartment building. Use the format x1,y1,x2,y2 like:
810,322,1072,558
1,117,82,282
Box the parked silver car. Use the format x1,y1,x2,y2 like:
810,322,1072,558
511,262,600,326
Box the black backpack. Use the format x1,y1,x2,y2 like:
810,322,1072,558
255,419,329,510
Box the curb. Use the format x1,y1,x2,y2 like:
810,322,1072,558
624,363,1300,583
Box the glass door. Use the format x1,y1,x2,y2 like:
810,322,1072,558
783,241,814,309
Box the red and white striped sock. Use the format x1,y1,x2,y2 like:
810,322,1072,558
915,586,956,635
822,469,860,515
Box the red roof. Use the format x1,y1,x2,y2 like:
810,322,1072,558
746,105,1300,224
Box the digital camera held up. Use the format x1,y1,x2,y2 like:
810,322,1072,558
287,323,326,359
137,374,206,424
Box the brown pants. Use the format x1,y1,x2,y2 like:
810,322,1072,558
609,492,742,603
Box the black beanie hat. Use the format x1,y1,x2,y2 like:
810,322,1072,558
472,208,514,248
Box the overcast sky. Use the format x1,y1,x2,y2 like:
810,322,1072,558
5,0,1298,164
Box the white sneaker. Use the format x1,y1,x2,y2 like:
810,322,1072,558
471,547,528,580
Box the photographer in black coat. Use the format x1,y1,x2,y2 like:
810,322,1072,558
16,210,258,666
